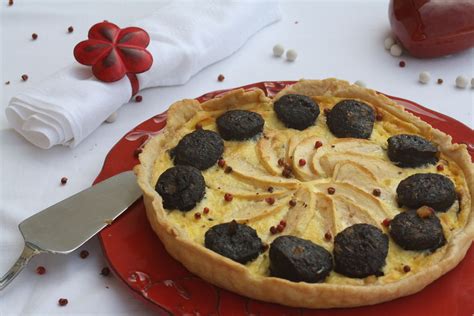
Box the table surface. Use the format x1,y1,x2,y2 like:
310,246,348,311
0,1,473,315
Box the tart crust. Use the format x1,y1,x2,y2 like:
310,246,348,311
135,78,474,308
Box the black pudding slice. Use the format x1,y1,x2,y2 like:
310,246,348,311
397,173,456,212
390,210,446,251
173,129,224,170
273,94,320,130
205,220,263,264
216,110,264,141
334,224,388,278
269,235,333,283
155,165,205,212
387,134,438,167
326,100,375,139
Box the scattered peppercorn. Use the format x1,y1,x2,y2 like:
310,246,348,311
79,250,89,259
273,44,285,57
36,266,46,275
195,123,202,130
60,177,68,185
372,189,381,197
390,44,403,57
217,74,225,82
419,71,431,84
135,95,143,102
437,78,443,85
437,164,444,171
324,231,332,241
270,226,277,234
285,49,298,62
279,220,286,227
262,244,269,251
298,159,306,166
382,218,391,227
218,159,226,168
314,141,323,149
354,80,367,87
289,200,297,207
399,60,406,68
58,298,68,306
282,166,292,178
265,197,275,205
32,33,38,40
276,224,284,233
267,186,274,193
455,75,468,89
100,267,110,276
327,187,335,195
68,26,74,33
416,206,434,218
224,193,233,202
384,36,395,50
21,74,28,81
376,113,383,121
324,108,330,115
224,166,233,174
277,158,285,166
194,212,201,219
5,81,10,85
203,207,210,214
403,265,411,273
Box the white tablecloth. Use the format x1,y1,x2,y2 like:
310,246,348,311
1,1,472,315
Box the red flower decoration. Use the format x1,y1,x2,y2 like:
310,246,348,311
74,22,153,83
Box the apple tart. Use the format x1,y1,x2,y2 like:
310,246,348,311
135,78,473,308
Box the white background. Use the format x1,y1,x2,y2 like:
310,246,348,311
0,0,473,315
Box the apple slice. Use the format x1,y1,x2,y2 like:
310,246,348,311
224,195,292,223
291,136,324,181
257,130,289,176
320,152,400,183
333,195,382,231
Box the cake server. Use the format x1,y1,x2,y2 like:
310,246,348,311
0,170,142,290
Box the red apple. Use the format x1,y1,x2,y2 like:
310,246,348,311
389,0,474,58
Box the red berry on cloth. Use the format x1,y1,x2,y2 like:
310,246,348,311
58,298,68,306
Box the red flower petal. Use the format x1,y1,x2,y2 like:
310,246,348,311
117,47,153,74
92,48,127,82
117,27,150,48
88,22,120,42
73,39,111,66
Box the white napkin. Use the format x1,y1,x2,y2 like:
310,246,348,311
5,0,281,149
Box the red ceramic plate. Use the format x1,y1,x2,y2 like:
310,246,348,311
96,81,474,316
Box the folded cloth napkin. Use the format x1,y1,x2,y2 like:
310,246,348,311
5,1,281,149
